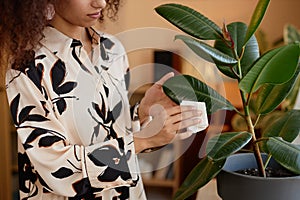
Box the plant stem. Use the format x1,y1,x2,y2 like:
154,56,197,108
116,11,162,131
245,106,266,177
242,92,266,177
236,53,266,177
264,154,272,169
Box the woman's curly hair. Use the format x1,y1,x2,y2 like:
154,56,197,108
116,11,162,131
0,0,121,70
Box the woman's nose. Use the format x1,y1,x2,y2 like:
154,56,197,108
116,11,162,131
92,0,106,9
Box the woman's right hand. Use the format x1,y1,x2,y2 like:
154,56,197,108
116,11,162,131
133,104,203,153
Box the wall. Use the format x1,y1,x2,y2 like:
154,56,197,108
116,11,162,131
102,0,300,42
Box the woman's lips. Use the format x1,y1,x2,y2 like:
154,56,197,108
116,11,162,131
87,12,101,19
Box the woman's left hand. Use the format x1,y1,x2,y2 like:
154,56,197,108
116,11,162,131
138,72,176,124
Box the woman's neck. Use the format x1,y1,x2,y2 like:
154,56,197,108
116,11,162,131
50,15,86,41
50,15,93,59
49,15,93,56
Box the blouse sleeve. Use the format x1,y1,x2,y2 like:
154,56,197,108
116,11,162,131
6,69,139,198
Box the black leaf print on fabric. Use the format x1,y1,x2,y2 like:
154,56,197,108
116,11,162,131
71,39,92,74
103,84,109,97
26,62,44,92
56,98,67,115
100,43,109,61
115,186,130,200
24,128,48,145
101,65,109,71
87,144,132,182
69,178,103,200
125,70,130,90
20,54,50,101
26,114,49,122
88,146,117,167
51,60,65,90
89,95,123,143
26,63,44,92
50,59,77,95
23,143,33,150
93,124,100,138
88,103,111,143
40,101,50,117
18,152,39,198
23,128,66,150
112,101,122,121
42,87,49,101
43,188,51,193
94,65,100,74
51,167,74,179
10,93,20,125
55,82,78,95
106,127,118,141
101,37,114,50
38,136,64,148
10,94,49,126
97,162,131,183
92,97,106,120
107,101,122,123
35,54,47,60
116,138,125,154
99,37,114,61
70,39,82,48
50,59,78,115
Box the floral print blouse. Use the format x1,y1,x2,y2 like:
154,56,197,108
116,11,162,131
6,26,146,200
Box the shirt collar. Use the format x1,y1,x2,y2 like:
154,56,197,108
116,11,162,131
39,26,101,55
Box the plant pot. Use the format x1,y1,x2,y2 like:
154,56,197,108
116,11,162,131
216,153,300,200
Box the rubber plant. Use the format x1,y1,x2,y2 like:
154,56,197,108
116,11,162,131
155,0,300,199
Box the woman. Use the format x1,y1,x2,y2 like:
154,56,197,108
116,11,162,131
1,0,203,199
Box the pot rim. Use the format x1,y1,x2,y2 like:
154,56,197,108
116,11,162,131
221,153,300,180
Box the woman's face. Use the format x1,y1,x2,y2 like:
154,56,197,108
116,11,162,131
53,0,107,27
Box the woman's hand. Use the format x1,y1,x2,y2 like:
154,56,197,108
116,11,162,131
138,72,176,124
133,104,203,153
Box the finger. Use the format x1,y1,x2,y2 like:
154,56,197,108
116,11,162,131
155,72,175,86
150,104,181,117
171,117,202,131
181,109,203,120
167,105,201,120
174,130,194,140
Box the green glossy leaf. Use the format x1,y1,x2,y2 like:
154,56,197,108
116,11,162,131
260,110,300,152
239,43,300,94
155,4,222,40
175,35,238,65
206,132,252,161
282,72,300,110
253,66,300,114
267,137,300,174
243,0,271,46
162,75,235,115
284,24,300,44
174,157,225,200
215,22,260,79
